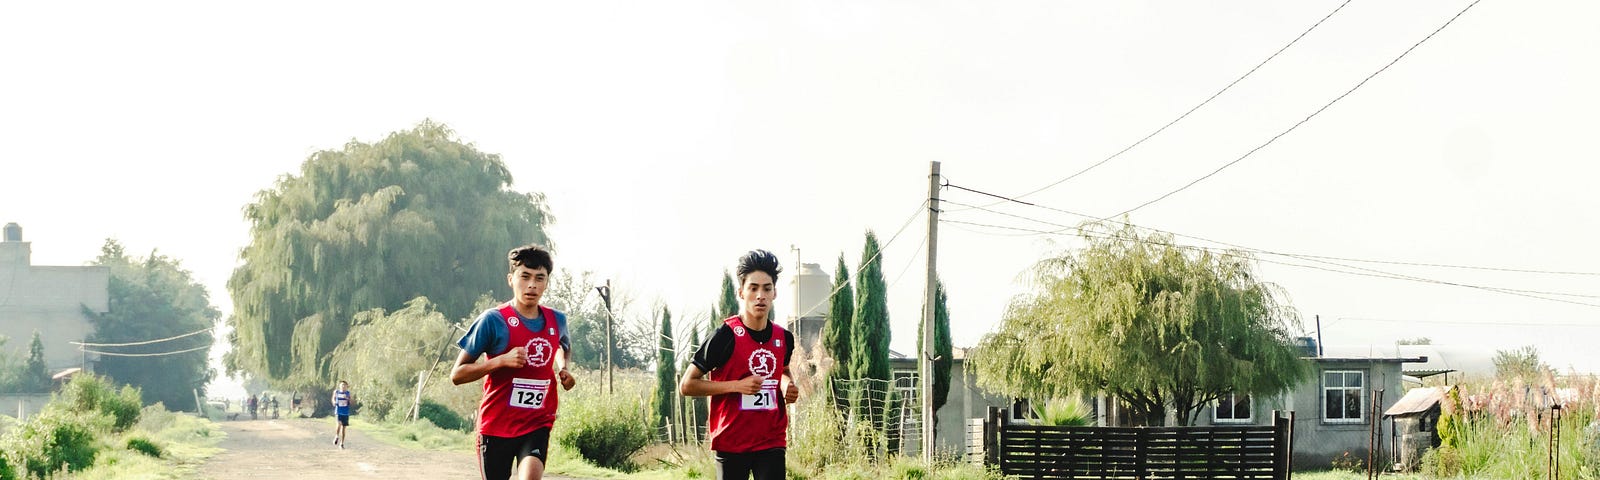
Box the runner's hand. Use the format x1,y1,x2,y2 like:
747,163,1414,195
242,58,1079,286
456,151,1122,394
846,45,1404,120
783,380,800,404
495,347,528,369
558,369,575,391
732,375,764,395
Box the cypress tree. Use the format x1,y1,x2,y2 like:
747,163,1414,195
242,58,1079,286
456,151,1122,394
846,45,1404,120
654,307,676,435
848,231,891,433
822,254,855,412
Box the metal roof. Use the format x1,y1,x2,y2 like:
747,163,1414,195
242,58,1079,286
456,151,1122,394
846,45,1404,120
1384,387,1446,417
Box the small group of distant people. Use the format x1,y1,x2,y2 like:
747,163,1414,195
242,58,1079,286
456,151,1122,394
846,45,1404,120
447,245,798,480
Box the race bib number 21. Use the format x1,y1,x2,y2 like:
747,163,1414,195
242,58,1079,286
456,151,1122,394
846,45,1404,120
741,379,780,411
511,378,550,409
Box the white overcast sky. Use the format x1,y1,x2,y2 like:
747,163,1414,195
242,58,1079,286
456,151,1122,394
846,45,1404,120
3,0,1598,396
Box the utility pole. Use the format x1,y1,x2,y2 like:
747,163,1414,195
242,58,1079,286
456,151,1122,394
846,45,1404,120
921,161,941,463
597,280,615,395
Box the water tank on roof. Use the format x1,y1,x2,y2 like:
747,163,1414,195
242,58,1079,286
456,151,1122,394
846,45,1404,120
2,223,19,242
1294,336,1320,357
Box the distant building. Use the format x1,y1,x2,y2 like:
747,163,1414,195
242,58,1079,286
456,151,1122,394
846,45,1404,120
0,223,109,376
784,262,830,356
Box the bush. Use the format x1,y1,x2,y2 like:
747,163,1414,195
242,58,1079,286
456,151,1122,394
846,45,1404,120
417,400,469,432
554,383,652,471
7,410,100,478
0,454,14,480
1034,397,1093,427
55,374,141,432
125,436,163,458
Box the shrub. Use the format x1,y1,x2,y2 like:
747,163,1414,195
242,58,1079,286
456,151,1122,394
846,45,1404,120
0,454,14,480
554,377,652,471
417,400,469,432
125,436,163,458
8,410,100,478
54,374,141,432
1034,396,1093,427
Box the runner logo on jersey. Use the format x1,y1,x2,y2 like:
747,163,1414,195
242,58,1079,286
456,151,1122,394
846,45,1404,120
733,325,745,337
526,338,554,367
508,316,520,327
748,348,778,378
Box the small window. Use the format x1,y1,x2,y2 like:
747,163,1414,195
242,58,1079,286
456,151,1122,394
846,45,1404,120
1214,393,1252,423
1323,370,1365,423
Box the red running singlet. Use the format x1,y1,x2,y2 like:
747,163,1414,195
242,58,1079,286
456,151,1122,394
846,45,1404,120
477,303,562,437
707,316,789,453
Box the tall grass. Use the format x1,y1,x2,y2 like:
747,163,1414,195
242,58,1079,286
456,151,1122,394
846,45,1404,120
1424,373,1600,478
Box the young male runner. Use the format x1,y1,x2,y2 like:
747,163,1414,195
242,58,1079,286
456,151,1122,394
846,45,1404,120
452,244,576,480
331,380,353,448
679,249,800,480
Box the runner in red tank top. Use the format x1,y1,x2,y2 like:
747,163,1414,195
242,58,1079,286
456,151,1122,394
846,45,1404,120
680,250,800,480
451,244,577,480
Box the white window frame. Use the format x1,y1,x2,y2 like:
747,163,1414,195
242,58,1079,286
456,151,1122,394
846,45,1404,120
1322,370,1366,424
1213,392,1253,424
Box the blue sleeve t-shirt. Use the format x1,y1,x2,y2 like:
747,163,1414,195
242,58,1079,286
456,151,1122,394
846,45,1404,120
457,306,571,360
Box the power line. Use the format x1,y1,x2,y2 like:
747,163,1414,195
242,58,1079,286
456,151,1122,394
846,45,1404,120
796,199,932,318
959,0,1357,211
1109,0,1486,218
81,344,211,358
938,218,1600,309
71,327,215,347
943,185,1600,277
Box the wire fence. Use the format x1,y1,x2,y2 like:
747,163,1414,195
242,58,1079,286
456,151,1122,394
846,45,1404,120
655,375,925,458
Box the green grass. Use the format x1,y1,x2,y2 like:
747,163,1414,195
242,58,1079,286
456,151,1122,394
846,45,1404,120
61,407,225,480
349,417,475,453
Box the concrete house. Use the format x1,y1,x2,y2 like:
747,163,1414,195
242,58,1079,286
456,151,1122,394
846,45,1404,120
0,223,110,377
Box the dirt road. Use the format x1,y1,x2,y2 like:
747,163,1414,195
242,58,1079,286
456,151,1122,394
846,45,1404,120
197,418,575,479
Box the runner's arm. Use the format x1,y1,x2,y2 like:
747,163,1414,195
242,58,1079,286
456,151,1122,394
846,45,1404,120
679,364,762,397
451,349,521,385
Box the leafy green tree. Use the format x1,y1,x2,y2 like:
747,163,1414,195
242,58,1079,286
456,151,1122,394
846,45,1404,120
328,297,456,420
541,270,648,370
971,223,1307,426
226,121,554,388
917,279,953,415
1492,345,1549,384
22,331,49,392
822,254,854,411
86,240,220,410
848,231,891,429
654,307,676,431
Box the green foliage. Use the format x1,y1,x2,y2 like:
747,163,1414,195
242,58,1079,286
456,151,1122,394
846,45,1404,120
415,400,469,432
5,409,100,479
916,279,952,414
542,270,650,371
0,454,12,480
684,327,708,440
848,231,891,430
970,222,1307,426
1492,345,1549,383
554,372,652,471
124,436,163,458
227,120,555,388
1033,397,1093,427
653,307,676,432
328,297,455,421
55,374,143,432
718,272,739,318
86,239,220,411
825,252,864,412
1437,386,1463,450
21,332,49,393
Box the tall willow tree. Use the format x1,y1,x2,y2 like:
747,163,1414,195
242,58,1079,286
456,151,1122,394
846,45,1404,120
971,223,1307,426
88,240,221,410
227,121,554,388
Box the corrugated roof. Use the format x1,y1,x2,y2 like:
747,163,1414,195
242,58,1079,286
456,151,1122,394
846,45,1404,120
1384,387,1445,417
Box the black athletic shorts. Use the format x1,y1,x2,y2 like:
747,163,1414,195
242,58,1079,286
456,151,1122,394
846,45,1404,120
478,428,551,480
714,448,785,480
336,414,349,426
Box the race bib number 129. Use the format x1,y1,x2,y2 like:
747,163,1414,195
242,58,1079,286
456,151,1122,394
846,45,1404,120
511,378,550,409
